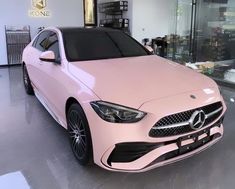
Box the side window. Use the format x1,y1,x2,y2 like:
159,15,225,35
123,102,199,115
45,32,60,60
35,31,50,52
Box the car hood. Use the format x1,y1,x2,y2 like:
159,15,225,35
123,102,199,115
68,55,218,109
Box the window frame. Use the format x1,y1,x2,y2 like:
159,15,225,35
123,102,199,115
32,36,39,48
32,30,62,63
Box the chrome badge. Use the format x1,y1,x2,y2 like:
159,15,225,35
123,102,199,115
189,110,206,130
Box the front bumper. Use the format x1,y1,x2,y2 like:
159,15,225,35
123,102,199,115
101,122,223,172
83,90,226,172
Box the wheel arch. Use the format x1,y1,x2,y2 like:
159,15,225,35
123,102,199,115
65,97,91,127
66,97,81,114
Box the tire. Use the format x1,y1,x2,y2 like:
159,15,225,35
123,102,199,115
67,103,93,165
23,64,34,95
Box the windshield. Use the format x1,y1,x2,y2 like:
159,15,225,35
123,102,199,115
62,29,150,61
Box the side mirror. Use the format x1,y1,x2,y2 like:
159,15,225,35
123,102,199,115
144,45,154,54
39,51,59,63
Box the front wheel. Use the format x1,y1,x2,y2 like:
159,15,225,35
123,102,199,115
67,103,93,165
23,64,34,95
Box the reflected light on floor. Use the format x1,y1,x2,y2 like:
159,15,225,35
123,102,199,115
0,172,30,189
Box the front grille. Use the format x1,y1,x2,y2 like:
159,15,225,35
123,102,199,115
149,102,223,137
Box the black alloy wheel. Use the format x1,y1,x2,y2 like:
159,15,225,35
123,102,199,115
67,103,92,165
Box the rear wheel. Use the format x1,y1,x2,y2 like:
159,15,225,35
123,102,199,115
67,103,93,165
23,64,34,95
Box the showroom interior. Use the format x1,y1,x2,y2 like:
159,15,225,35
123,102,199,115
0,0,235,188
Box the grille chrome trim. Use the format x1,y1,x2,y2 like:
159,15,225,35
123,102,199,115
205,107,223,119
152,121,189,130
152,106,223,130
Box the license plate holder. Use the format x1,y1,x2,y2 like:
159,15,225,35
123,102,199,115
177,127,211,153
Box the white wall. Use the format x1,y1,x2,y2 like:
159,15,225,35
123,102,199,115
1,0,175,64
98,0,175,43
131,0,176,43
0,0,84,65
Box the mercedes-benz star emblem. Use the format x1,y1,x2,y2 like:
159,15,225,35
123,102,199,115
189,110,206,130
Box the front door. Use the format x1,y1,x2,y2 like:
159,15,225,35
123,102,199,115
36,31,66,123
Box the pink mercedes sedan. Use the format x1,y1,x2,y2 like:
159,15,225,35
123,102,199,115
22,27,226,172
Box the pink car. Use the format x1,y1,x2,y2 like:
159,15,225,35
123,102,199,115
22,27,226,172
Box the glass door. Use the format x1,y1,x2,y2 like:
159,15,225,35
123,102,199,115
167,0,196,64
194,0,235,83
168,0,235,84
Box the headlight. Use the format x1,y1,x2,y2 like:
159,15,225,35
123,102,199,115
90,101,147,123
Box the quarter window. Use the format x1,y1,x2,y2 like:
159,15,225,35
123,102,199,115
35,31,50,52
45,32,60,60
34,31,60,61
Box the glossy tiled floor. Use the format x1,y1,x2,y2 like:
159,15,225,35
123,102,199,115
0,67,235,189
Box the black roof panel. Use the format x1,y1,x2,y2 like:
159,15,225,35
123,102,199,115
58,27,120,34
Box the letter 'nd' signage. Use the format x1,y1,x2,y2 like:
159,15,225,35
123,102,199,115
29,0,51,17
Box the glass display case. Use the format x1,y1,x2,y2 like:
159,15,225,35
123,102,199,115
168,0,235,85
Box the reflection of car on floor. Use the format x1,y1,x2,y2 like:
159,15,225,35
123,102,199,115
22,27,226,172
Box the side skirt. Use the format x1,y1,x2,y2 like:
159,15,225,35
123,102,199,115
34,89,66,128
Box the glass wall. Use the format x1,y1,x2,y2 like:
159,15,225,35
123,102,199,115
168,0,235,85
167,0,193,63
195,0,235,84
